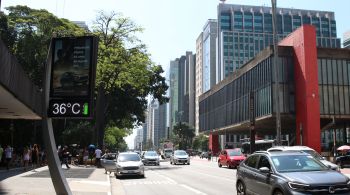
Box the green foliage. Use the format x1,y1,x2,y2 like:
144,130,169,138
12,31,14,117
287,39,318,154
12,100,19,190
192,134,209,151
62,121,94,147
172,123,195,150
0,5,85,87
104,126,131,152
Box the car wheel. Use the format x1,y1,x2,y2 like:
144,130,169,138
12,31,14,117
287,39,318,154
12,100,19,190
273,189,284,195
236,181,246,195
187,162,190,165
218,161,222,167
228,164,233,169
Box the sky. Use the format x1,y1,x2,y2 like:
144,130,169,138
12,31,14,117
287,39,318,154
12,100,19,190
2,0,349,149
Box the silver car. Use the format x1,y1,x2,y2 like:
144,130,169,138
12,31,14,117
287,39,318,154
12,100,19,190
115,152,145,178
267,146,340,171
142,151,160,166
170,150,190,165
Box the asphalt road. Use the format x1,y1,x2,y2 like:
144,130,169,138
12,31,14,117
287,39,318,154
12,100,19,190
118,157,237,195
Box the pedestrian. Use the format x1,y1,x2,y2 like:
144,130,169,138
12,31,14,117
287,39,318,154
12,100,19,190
0,145,3,166
83,147,89,167
23,147,30,171
95,147,102,168
61,146,70,169
5,145,12,170
31,144,39,171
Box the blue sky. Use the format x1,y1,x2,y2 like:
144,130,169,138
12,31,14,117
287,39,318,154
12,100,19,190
2,0,349,149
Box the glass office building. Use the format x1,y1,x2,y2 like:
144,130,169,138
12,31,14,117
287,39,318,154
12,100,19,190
217,4,341,81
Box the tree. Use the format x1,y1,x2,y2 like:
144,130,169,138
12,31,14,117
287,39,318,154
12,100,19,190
192,134,209,151
104,126,130,152
92,11,169,148
0,5,85,87
172,123,195,150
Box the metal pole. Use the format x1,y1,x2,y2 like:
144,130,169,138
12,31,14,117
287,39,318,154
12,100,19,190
42,39,72,195
271,0,281,145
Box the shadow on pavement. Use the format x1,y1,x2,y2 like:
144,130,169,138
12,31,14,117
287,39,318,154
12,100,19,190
24,168,94,178
0,169,26,181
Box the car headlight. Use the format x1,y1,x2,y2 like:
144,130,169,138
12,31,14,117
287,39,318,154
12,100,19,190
288,182,310,190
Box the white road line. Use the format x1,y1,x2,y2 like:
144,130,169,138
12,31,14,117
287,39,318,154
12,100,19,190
180,184,207,195
107,174,111,195
73,180,110,186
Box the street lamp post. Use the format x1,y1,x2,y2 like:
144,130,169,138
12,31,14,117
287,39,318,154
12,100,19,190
271,0,282,145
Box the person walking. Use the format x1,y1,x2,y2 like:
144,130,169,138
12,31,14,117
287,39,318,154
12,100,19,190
95,147,102,168
23,147,30,171
61,146,70,169
31,144,39,171
5,145,12,170
83,148,89,167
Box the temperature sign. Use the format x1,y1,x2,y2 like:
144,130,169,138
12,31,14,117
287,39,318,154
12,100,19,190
48,100,90,118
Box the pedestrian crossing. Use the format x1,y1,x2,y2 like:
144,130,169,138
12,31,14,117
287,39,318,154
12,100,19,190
121,180,176,185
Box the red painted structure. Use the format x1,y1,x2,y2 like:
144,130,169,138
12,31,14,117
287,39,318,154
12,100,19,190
279,25,321,152
209,134,220,155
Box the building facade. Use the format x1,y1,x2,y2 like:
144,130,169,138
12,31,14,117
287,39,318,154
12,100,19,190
146,99,167,149
216,3,341,82
344,30,350,48
195,33,203,135
169,52,196,131
199,25,350,155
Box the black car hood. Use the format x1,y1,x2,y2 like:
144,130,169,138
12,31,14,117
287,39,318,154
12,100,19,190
281,171,348,184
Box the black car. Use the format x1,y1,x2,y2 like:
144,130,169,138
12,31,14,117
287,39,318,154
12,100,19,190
236,151,350,195
335,155,350,168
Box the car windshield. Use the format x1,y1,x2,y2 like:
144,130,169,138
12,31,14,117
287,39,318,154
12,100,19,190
175,151,187,155
118,154,140,162
145,152,157,156
228,150,242,156
301,150,323,160
271,155,327,172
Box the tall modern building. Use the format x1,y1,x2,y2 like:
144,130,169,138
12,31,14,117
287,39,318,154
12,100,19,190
146,99,167,148
169,52,196,131
134,127,143,150
217,3,341,82
195,33,203,135
142,122,147,146
195,20,218,135
169,59,180,133
344,30,350,48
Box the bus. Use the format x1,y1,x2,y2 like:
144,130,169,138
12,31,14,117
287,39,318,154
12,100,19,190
241,139,289,154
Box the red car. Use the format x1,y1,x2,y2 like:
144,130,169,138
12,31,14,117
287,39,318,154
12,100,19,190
218,148,245,169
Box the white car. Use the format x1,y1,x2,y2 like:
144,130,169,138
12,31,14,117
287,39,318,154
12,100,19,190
170,150,190,165
142,151,160,166
267,146,340,171
115,152,145,178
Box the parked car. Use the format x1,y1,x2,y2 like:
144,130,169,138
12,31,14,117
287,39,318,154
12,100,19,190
218,148,245,169
236,150,350,195
115,152,145,178
101,153,118,174
335,155,350,168
200,152,208,159
267,145,339,171
142,151,160,166
170,150,190,165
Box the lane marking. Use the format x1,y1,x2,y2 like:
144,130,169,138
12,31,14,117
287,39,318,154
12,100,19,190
107,174,111,195
180,184,207,195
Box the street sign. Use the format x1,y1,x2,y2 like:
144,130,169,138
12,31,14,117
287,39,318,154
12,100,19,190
48,36,98,118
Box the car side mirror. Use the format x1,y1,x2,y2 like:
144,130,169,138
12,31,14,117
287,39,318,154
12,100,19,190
259,167,271,174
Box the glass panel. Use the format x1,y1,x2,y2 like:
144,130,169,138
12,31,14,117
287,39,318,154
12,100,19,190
332,60,338,85
327,59,333,85
328,86,334,114
344,87,350,115
334,86,339,114
318,59,322,84
339,87,344,114
343,60,349,85
319,86,324,114
323,86,329,114
338,60,343,85
322,59,327,84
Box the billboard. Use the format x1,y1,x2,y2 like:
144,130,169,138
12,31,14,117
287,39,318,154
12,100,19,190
48,36,98,118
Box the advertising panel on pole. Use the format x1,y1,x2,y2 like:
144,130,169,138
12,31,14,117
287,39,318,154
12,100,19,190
48,36,98,118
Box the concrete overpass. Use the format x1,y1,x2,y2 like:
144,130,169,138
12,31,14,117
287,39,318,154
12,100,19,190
0,38,42,120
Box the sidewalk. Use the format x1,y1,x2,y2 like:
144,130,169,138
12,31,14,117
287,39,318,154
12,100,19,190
0,165,125,195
